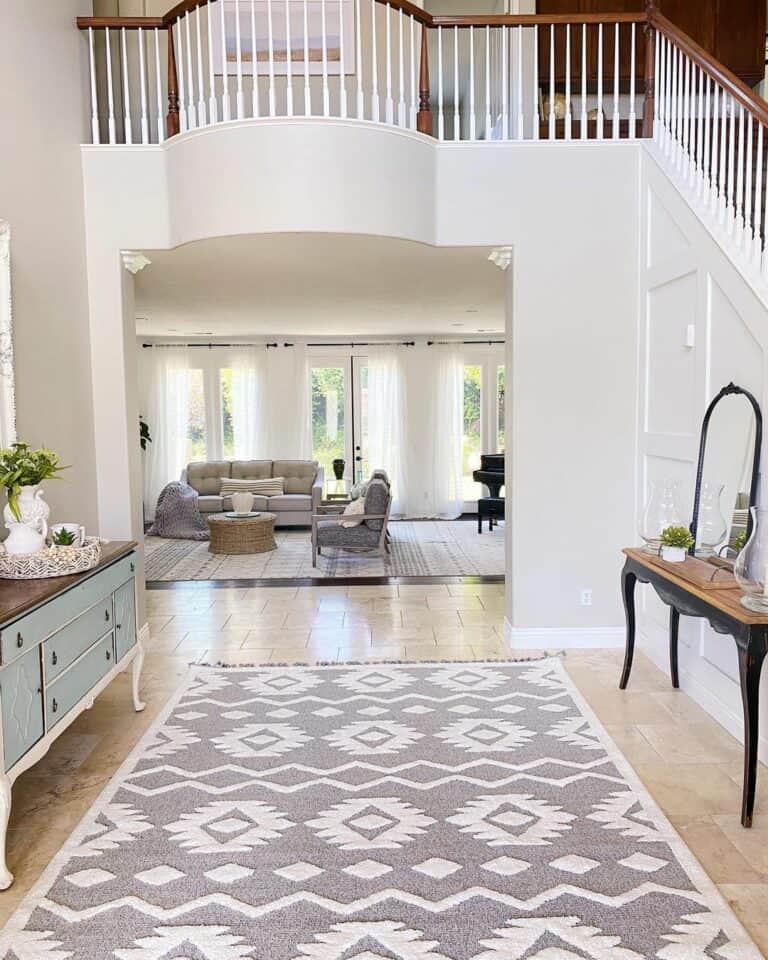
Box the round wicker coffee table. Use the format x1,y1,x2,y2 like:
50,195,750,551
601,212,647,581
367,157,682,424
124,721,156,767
207,512,277,555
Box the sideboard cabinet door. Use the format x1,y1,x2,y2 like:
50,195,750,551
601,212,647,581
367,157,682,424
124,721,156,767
113,580,137,662
1,647,44,771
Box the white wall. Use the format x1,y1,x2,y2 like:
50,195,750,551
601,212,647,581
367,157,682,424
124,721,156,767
0,1,99,529
81,121,640,642
638,149,768,761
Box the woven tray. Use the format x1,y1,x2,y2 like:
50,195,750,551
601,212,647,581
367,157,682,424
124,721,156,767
0,537,102,580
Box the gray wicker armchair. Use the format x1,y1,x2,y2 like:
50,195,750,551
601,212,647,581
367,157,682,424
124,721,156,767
311,478,392,566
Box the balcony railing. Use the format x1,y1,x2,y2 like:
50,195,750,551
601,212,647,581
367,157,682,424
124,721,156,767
77,1,768,290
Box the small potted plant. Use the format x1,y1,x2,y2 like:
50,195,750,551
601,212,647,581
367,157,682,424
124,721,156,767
659,525,694,562
51,528,77,547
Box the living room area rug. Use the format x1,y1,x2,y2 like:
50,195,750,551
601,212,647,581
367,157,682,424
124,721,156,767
1,659,760,959
145,520,505,581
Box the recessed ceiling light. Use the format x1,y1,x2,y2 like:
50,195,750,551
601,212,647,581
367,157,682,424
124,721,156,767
465,308,479,314
194,331,213,336
450,322,464,327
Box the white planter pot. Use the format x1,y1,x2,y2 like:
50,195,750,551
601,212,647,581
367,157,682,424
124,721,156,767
3,484,49,555
661,545,686,563
231,491,254,516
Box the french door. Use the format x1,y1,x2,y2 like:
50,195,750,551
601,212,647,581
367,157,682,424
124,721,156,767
462,347,505,510
309,355,370,485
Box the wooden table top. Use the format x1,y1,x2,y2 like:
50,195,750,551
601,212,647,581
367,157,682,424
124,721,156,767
207,512,277,525
0,541,136,627
624,547,768,626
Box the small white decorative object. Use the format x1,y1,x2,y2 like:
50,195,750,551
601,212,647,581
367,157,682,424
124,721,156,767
231,491,255,516
661,545,686,563
3,485,49,555
51,522,86,547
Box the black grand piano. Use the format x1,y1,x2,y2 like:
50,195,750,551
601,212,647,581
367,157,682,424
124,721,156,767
473,452,505,533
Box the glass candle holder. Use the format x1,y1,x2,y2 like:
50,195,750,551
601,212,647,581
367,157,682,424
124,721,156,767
640,479,685,553
697,481,728,557
734,507,768,612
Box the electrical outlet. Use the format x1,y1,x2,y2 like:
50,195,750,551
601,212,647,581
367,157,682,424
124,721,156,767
580,589,593,607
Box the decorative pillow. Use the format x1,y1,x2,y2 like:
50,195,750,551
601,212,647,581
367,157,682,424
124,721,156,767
220,477,285,497
340,496,366,528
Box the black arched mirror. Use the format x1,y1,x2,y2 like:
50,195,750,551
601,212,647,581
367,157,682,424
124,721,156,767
690,383,762,559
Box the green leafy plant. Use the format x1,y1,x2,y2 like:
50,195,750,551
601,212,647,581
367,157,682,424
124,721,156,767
733,529,748,552
0,443,68,521
52,528,76,546
660,525,694,550
139,417,152,451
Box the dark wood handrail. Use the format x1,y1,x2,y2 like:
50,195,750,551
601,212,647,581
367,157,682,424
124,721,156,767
650,10,768,128
76,16,164,29
430,12,647,27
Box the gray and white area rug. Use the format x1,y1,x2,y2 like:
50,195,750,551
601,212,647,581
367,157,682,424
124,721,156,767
1,660,760,959
145,521,505,581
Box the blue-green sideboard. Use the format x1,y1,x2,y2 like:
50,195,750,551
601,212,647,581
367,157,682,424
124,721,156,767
0,541,144,889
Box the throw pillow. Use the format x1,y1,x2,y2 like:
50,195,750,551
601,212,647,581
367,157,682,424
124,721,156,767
220,477,285,497
340,496,366,527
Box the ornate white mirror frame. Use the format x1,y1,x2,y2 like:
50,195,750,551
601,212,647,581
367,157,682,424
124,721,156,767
0,221,16,447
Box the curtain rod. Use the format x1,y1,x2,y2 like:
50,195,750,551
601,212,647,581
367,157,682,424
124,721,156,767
142,342,281,348
305,340,415,347
427,339,505,345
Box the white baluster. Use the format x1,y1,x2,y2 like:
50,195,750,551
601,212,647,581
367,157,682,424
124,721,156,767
207,3,217,124
671,43,679,162
176,22,187,132
762,124,768,277
304,0,312,115
580,23,587,140
397,8,405,127
754,123,764,266
680,54,689,175
154,27,164,142
711,81,721,215
596,23,603,139
234,0,245,119
719,89,729,224
185,12,196,128
532,24,539,140
138,28,150,144
727,95,736,234
355,0,363,118
88,28,100,144
486,25,492,138
662,35,671,152
251,0,260,117
409,14,416,129
516,25,523,139
744,113,754,251
630,22,637,139
371,0,379,121
702,72,711,197
695,65,704,192
564,23,571,141
384,3,393,124
195,5,206,126
219,0,231,121
612,22,620,139
736,104,746,243
687,57,695,183
454,25,460,140
469,25,476,140
548,24,554,140
268,0,277,116
322,0,331,117
105,27,117,143
502,26,509,140
286,0,295,117
438,24,444,139
121,28,133,144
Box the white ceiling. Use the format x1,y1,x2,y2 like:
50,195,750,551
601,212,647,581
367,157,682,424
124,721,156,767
134,234,506,338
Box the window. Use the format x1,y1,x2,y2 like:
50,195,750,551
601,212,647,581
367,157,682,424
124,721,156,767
220,368,234,459
497,365,505,451
186,368,207,461
311,365,347,480
462,364,482,501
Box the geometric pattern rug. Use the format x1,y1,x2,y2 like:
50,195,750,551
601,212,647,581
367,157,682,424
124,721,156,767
0,660,760,959
144,521,505,581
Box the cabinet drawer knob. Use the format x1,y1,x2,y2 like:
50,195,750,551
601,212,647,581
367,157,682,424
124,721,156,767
51,651,58,666
106,649,111,661
52,698,58,713
130,562,135,573
105,609,110,622
16,633,23,648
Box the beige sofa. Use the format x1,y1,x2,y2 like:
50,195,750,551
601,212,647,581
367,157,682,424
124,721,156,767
182,460,324,526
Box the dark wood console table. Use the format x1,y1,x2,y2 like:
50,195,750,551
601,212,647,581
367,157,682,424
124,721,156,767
620,547,768,827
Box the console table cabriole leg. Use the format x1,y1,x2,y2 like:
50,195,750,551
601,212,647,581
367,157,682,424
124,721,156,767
669,607,680,688
619,566,637,690
132,639,146,713
738,635,767,828
0,774,13,889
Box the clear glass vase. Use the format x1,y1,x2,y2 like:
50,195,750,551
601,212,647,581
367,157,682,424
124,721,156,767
734,507,768,612
697,481,727,557
640,479,685,552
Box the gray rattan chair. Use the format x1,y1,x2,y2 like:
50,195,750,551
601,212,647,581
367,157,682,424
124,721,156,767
311,478,392,566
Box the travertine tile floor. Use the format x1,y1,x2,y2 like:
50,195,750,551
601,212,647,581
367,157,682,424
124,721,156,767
1,580,767,954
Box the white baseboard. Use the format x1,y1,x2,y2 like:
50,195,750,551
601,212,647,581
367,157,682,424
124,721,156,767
504,618,625,649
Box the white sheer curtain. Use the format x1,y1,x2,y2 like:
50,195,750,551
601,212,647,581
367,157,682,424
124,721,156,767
366,347,407,513
265,344,312,460
230,346,267,459
141,346,190,519
429,344,465,518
